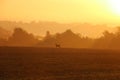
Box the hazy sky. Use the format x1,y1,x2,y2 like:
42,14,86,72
0,0,120,25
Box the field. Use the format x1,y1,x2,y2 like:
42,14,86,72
0,47,120,80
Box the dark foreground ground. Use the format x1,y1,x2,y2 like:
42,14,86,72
0,47,120,80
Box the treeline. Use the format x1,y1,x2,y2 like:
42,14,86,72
1,27,120,49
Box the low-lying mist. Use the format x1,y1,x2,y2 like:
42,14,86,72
0,21,120,49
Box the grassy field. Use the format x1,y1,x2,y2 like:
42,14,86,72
0,47,120,80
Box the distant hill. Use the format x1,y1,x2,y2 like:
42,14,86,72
0,27,11,39
0,21,116,38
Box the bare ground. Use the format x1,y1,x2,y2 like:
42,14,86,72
0,47,120,80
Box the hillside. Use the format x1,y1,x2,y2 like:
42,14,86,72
0,27,11,39
0,21,116,38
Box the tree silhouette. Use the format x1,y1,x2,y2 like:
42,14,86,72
8,28,38,46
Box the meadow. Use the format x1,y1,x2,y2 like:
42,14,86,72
0,47,120,80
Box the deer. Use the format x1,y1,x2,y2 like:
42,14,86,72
55,43,61,48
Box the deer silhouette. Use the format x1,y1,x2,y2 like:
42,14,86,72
55,43,61,48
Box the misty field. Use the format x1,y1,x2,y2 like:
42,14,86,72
0,47,120,80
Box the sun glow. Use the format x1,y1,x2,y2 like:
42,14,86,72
107,0,120,15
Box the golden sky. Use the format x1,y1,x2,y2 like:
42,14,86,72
0,0,120,25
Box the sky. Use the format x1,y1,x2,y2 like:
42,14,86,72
0,0,120,25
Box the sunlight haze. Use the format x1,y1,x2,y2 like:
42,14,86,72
1,1,120,79
0,0,120,25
